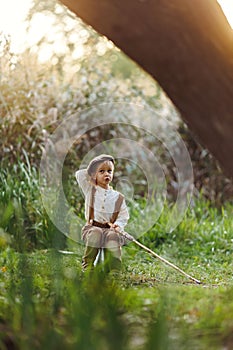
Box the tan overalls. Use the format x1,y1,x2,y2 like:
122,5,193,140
81,186,125,271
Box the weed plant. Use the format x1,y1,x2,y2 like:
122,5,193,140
0,158,67,250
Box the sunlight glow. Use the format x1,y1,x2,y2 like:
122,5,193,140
0,0,32,52
218,0,233,28
0,0,232,61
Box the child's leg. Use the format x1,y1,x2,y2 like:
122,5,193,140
104,229,122,271
82,226,103,270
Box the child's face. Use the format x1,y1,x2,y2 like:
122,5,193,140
93,161,114,189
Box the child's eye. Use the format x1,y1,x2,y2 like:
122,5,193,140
108,170,112,173
99,170,104,173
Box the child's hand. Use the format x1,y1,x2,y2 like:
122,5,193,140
109,223,120,231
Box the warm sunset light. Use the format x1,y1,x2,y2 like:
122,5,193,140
0,0,32,52
0,0,232,56
218,0,233,28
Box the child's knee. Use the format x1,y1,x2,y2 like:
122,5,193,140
105,230,120,250
86,227,103,247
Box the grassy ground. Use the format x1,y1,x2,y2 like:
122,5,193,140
1,217,233,350
0,161,232,349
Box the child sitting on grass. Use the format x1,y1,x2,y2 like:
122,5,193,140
75,154,129,272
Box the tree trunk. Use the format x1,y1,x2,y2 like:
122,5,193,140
60,0,233,177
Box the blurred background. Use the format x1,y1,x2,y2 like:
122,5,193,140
0,0,232,251
0,3,233,350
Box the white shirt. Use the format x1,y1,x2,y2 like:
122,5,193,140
75,169,129,230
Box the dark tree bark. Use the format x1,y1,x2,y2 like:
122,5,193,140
60,0,233,177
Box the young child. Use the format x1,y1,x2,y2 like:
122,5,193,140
75,154,129,271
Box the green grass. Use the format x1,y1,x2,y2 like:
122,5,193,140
1,210,233,350
0,160,68,250
0,161,232,349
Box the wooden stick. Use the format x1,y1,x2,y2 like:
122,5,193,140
120,231,201,284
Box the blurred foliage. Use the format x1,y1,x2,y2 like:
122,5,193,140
0,2,232,348
0,2,232,253
0,156,67,251
178,124,233,205
0,204,233,350
0,0,232,227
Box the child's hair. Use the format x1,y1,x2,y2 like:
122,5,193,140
87,154,115,176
